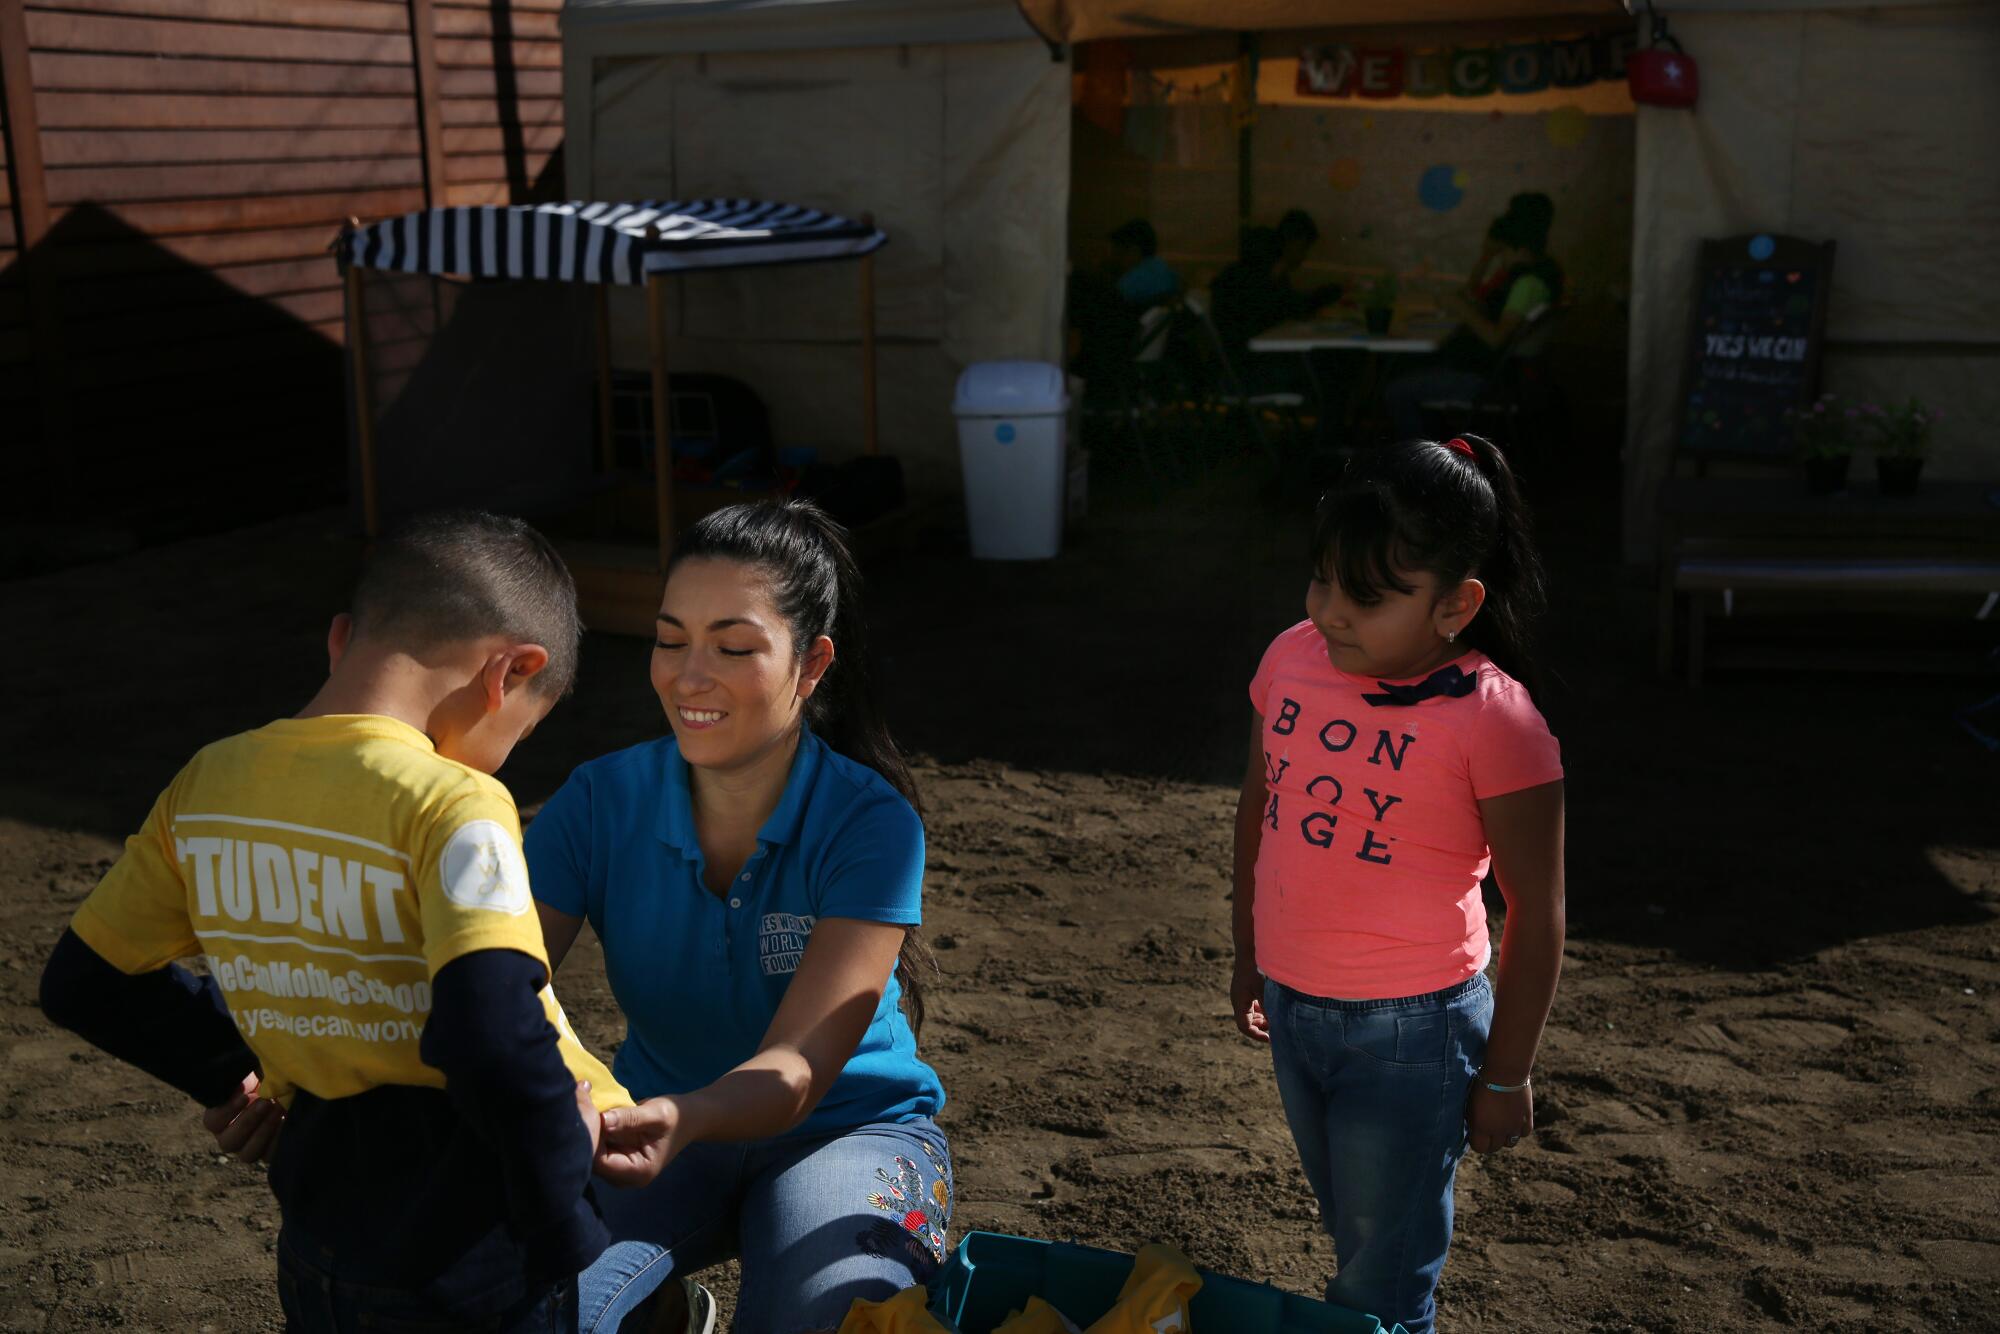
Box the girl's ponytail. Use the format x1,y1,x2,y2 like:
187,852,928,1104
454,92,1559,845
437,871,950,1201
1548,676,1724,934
1450,435,1547,697
667,500,937,1035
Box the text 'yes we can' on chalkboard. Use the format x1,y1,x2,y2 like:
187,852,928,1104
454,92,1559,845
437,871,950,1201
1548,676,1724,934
1676,234,1836,459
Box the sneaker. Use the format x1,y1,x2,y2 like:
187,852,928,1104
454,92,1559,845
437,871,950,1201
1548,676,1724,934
648,1278,717,1334
682,1281,717,1334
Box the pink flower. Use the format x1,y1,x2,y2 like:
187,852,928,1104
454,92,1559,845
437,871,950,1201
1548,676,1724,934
1843,408,1858,419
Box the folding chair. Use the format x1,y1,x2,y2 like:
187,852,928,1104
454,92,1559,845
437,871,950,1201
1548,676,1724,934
1179,291,1303,468
1417,303,1567,456
1078,303,1186,493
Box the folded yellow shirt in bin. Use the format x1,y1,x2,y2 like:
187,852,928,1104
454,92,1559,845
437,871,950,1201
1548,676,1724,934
836,1242,1202,1334
1085,1244,1201,1334
996,1296,1082,1333
838,1286,954,1333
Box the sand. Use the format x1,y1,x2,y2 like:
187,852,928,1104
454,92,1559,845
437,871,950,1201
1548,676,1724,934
2,467,1995,1331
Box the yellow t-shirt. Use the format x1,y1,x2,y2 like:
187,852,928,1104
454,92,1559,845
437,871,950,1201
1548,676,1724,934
70,714,630,1111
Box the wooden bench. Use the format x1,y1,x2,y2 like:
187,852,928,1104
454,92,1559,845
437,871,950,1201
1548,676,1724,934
1655,478,2000,685
1672,555,2000,686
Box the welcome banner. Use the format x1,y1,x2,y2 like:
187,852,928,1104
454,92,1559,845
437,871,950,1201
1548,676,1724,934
1297,31,1639,101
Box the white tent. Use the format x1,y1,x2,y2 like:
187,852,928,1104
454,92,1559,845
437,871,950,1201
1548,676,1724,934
561,0,1071,496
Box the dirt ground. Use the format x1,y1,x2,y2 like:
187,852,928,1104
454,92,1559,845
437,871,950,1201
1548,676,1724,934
2,459,1997,1332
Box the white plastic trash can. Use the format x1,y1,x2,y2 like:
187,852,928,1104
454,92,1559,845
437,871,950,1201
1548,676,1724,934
954,361,1068,560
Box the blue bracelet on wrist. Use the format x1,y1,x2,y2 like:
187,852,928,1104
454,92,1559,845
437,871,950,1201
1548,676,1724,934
1482,1077,1531,1094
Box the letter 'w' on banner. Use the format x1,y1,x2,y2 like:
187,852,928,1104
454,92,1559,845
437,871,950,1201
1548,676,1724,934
1297,44,1359,97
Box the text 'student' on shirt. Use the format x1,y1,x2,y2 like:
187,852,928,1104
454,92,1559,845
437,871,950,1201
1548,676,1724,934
68,714,629,1110
1248,620,1563,1001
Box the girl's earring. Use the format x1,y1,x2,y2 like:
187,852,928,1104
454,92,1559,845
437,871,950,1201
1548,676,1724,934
1446,628,1458,642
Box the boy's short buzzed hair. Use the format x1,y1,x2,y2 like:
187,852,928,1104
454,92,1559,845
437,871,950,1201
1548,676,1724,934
351,511,582,697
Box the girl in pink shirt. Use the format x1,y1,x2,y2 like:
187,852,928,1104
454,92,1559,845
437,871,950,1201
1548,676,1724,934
1231,435,1566,1334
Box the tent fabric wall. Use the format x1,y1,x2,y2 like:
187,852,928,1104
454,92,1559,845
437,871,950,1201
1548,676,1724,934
563,5,1067,495
1623,3,2000,562
1018,0,1627,44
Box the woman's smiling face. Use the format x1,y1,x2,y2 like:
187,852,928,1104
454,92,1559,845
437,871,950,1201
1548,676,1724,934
651,557,831,770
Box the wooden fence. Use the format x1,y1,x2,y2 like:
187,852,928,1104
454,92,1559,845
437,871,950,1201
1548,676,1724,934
0,0,562,547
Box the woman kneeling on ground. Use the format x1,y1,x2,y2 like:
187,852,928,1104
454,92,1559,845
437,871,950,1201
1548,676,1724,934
532,501,951,1333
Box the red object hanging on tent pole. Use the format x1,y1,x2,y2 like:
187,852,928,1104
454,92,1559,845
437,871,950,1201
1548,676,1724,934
1628,2,1698,108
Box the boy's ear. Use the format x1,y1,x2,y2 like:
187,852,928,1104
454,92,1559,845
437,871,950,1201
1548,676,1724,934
327,614,355,672
480,644,551,714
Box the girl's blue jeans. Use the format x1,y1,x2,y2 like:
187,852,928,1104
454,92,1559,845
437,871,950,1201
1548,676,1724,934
1264,973,1493,1334
575,1116,952,1334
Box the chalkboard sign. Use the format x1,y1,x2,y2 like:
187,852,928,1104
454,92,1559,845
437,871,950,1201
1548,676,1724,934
1675,234,1835,459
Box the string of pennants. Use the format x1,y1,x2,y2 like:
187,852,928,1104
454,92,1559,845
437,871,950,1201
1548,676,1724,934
1298,29,1640,101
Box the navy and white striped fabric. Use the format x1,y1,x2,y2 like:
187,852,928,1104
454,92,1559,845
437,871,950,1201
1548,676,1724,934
340,200,886,285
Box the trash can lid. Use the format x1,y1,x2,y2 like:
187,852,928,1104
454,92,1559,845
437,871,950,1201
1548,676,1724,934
953,360,1068,417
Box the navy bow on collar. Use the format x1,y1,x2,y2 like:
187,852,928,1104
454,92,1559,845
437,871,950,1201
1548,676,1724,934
1362,663,1478,707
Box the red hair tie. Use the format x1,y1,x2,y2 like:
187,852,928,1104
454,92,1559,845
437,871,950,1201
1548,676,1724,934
1444,437,1477,460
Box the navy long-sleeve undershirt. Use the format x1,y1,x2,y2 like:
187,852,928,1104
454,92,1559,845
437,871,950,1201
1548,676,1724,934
39,927,257,1107
40,933,609,1312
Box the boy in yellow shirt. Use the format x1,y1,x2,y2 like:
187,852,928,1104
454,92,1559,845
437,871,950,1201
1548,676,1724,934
39,512,652,1331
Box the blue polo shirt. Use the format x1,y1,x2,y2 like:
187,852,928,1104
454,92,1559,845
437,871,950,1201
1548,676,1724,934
523,729,944,1137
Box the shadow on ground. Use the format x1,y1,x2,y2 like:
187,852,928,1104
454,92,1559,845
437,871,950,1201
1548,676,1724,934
2,451,1991,975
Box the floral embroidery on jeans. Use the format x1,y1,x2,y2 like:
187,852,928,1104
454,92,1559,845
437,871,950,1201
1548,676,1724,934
858,1152,949,1273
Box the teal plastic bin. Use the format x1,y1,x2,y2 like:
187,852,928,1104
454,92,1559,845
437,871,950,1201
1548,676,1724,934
931,1232,1408,1334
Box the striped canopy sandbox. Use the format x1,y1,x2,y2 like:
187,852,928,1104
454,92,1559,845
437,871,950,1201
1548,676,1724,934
337,200,887,286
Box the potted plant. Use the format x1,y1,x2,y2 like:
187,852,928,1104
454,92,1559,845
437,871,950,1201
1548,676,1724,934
1788,393,1855,495
1861,396,1938,497
1363,273,1399,335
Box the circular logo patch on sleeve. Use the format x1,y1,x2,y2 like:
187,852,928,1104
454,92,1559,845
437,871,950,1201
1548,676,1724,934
439,820,532,916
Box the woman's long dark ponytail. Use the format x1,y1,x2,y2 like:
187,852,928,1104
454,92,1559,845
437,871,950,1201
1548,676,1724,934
1310,433,1548,698
667,500,938,1034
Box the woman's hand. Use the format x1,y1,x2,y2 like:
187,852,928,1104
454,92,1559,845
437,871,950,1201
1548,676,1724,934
1231,961,1269,1043
594,1095,694,1188
1466,1082,1534,1153
202,1072,284,1163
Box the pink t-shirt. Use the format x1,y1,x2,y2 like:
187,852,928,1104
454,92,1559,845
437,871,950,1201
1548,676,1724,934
1248,619,1562,1000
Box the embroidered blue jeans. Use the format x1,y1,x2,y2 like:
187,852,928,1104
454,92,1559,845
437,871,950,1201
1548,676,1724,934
1265,973,1492,1334
575,1116,952,1334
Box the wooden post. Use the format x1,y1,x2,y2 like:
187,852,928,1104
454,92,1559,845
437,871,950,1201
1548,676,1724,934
0,0,72,454
594,285,616,473
1236,31,1257,226
406,0,448,207
646,271,674,568
346,262,381,539
0,1,48,246
859,245,879,457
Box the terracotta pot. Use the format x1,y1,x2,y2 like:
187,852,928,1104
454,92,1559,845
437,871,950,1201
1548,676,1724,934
1803,453,1851,496
1876,456,1924,497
